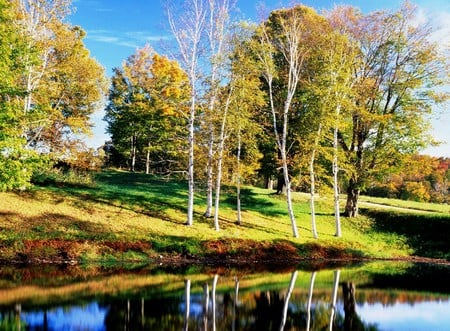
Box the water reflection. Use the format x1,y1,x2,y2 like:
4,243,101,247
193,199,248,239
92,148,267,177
0,262,449,330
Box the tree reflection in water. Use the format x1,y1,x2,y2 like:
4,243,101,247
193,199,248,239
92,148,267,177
2,263,450,330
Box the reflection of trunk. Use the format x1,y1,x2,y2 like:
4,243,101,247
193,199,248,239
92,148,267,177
212,275,219,331
203,283,209,331
279,271,298,331
232,277,240,331
184,279,191,331
125,299,130,331
329,270,340,331
343,282,356,331
15,304,22,331
345,177,360,217
43,309,48,331
306,272,317,331
141,298,145,329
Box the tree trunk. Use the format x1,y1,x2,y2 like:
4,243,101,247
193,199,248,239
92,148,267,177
130,134,136,172
333,114,341,235
204,129,214,218
309,155,318,239
213,136,224,231
186,103,195,226
309,124,321,239
213,89,232,231
145,140,151,174
236,131,242,225
345,177,360,217
282,161,299,238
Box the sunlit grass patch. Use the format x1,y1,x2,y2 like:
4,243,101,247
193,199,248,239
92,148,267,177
0,169,448,263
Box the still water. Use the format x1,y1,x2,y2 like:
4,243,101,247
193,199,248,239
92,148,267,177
0,261,449,330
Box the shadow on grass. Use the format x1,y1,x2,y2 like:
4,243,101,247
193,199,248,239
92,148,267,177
222,187,286,218
46,171,191,224
363,208,450,260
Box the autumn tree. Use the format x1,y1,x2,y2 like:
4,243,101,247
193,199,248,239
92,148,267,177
13,0,107,157
0,0,42,190
227,23,265,225
331,3,449,217
303,25,357,237
105,46,189,174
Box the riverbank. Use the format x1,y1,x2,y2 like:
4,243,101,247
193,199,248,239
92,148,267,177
0,170,449,265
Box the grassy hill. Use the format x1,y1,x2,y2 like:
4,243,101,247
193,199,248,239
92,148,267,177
0,170,449,265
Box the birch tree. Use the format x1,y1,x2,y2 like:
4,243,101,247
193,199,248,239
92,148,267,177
167,0,207,225
254,5,327,238
203,0,235,218
306,26,357,237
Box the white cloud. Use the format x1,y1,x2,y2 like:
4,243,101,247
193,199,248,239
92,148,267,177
84,29,170,49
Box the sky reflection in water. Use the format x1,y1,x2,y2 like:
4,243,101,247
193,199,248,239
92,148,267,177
2,262,450,331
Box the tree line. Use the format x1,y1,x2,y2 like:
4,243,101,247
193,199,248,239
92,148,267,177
104,0,448,237
0,0,447,238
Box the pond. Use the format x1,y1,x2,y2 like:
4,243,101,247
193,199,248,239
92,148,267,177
0,261,449,330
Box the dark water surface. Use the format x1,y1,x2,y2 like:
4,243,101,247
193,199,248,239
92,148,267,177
0,261,449,330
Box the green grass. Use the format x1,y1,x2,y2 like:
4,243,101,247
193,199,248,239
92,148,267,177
359,195,450,213
0,169,449,263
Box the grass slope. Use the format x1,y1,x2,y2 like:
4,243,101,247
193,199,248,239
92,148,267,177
0,170,449,264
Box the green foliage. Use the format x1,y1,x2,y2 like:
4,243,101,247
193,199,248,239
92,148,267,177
104,46,189,173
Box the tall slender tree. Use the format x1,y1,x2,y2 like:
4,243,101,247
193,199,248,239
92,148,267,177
167,0,207,226
203,0,235,219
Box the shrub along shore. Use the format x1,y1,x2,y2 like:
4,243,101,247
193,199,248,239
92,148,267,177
0,171,449,266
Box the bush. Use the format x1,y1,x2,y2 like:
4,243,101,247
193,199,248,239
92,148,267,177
400,182,431,202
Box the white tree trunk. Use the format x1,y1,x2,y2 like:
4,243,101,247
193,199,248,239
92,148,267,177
168,0,206,226
329,270,341,331
204,129,214,218
145,140,151,174
232,277,239,331
306,271,317,331
279,271,298,331
202,283,209,330
212,274,218,331
309,124,321,239
184,279,191,331
213,89,232,231
130,134,136,172
187,109,195,226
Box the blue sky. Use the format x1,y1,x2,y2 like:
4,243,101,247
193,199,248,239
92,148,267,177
69,0,449,157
